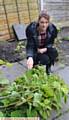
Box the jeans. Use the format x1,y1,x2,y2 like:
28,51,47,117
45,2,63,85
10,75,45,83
34,47,58,66
33,47,58,74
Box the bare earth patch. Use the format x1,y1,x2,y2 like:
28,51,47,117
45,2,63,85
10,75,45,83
0,39,69,66
0,40,25,63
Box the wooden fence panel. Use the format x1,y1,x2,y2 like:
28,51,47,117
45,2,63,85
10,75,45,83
0,0,39,41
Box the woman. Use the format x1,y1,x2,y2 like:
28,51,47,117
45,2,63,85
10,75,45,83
26,11,58,74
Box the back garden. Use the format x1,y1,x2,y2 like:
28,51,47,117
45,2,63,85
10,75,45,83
0,0,69,120
0,27,69,120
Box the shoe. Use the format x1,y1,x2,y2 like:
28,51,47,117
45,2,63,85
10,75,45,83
46,66,52,75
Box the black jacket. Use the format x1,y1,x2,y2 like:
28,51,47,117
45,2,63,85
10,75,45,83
26,22,58,58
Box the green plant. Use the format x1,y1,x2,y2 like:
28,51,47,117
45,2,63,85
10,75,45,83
63,37,69,41
0,59,12,67
0,59,6,65
15,41,25,52
0,66,69,119
14,41,26,59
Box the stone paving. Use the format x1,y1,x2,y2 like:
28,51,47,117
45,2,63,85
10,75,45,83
0,60,69,120
0,60,27,83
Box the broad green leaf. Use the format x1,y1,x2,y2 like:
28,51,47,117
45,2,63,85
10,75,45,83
0,89,11,96
64,95,68,103
6,62,13,67
61,86,69,94
11,91,20,97
53,81,61,90
42,84,54,97
39,109,47,120
33,92,42,107
0,111,4,117
0,78,9,85
27,109,37,117
0,59,5,65
33,92,42,101
11,110,23,117
44,99,51,105
1,99,10,106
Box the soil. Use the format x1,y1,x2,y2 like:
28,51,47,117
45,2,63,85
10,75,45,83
0,40,25,62
0,39,69,65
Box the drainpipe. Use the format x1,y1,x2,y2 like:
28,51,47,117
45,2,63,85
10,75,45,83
40,0,43,10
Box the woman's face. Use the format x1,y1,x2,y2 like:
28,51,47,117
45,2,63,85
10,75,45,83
38,17,49,32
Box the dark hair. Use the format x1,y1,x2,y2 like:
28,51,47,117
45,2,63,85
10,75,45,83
38,10,50,22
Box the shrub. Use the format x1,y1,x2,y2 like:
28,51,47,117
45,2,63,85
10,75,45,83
0,66,69,119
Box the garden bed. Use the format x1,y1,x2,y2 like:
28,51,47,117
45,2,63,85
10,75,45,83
0,30,69,65
0,40,25,63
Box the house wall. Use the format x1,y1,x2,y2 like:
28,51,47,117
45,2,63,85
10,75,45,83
40,0,69,38
42,0,69,27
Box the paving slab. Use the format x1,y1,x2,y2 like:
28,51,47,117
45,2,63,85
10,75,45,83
57,67,69,85
0,60,27,83
51,63,69,84
48,65,69,120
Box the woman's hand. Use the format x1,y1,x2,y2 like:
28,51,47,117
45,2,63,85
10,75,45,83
27,57,33,69
37,48,47,54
